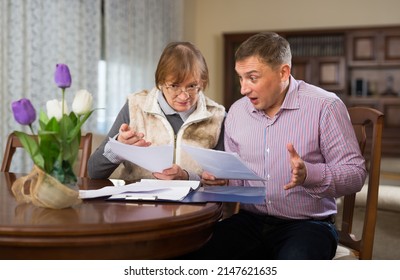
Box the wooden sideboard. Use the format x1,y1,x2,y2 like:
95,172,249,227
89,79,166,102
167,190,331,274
224,25,400,157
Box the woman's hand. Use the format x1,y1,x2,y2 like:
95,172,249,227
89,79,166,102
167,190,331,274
201,171,228,186
153,164,189,180
117,123,151,147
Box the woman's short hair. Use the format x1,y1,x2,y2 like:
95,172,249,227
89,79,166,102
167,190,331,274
155,42,209,90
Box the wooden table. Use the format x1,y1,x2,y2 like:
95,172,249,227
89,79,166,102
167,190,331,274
0,172,222,259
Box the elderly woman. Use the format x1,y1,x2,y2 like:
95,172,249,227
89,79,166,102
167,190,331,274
88,42,225,182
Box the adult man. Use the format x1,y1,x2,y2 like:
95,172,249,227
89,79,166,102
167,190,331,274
199,32,367,259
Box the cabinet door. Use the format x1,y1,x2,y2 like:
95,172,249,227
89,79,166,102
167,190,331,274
383,29,400,65
292,57,346,95
348,28,400,66
347,30,378,66
291,58,312,82
316,57,346,92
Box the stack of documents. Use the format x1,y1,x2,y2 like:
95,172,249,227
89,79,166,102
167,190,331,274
79,179,200,201
80,180,266,204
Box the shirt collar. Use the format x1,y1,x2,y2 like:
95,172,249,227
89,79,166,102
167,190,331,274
249,75,299,115
280,76,300,110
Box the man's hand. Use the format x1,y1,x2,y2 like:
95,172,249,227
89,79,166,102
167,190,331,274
153,164,189,180
283,143,307,190
201,171,228,186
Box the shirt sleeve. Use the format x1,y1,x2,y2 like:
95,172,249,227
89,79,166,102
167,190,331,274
302,99,367,198
103,134,123,164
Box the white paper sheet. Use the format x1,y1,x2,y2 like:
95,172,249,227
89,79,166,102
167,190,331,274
182,144,265,180
108,188,192,201
79,179,200,201
107,138,174,172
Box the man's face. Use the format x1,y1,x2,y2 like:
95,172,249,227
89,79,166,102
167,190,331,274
235,56,289,116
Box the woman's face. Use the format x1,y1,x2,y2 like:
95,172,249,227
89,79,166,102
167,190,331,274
162,76,201,112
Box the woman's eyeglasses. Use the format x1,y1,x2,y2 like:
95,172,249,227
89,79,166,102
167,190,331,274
164,84,200,97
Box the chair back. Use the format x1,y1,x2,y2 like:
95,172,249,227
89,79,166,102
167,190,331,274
336,106,384,259
1,132,93,178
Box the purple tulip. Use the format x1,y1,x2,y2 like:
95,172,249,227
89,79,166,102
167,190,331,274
54,64,72,88
11,98,37,126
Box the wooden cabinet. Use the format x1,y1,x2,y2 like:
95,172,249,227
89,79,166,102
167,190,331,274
287,33,347,98
224,26,400,157
347,27,400,99
347,28,400,67
346,27,400,156
292,56,346,95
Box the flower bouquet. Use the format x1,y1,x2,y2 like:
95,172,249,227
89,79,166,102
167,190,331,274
10,64,95,209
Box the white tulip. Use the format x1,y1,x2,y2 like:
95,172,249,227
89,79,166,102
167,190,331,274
46,99,68,121
72,89,93,115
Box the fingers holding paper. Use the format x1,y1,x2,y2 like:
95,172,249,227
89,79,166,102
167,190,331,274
117,123,151,147
153,164,189,180
201,171,228,186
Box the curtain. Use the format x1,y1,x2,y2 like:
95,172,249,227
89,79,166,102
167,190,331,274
0,0,101,172
0,0,183,172
100,0,183,132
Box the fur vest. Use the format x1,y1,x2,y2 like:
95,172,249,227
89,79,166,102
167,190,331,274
119,88,225,181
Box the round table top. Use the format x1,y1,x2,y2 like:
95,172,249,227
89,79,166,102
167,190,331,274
0,172,222,259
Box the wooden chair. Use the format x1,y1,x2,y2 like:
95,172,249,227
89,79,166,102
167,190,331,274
334,106,384,259
1,132,93,178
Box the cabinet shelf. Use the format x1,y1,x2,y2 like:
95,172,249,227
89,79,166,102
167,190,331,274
349,64,400,69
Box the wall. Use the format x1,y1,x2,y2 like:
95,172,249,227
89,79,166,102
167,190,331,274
183,0,400,105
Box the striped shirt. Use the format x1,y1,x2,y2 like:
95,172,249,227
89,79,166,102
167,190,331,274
225,76,367,219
